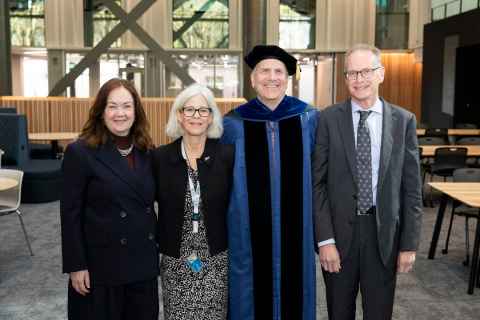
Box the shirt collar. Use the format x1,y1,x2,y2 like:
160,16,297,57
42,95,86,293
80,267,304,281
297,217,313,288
351,98,383,115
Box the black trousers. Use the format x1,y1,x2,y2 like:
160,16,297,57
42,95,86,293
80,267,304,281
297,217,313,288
323,214,398,320
68,277,159,320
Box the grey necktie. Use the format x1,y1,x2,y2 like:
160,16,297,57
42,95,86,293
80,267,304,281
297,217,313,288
356,111,373,213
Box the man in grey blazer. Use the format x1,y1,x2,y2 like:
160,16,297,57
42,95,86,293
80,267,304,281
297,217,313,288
312,44,422,319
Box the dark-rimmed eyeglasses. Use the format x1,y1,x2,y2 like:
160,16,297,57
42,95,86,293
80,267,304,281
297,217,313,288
344,67,382,81
182,106,212,117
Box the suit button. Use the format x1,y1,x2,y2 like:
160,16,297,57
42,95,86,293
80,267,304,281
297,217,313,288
353,194,358,200
120,211,127,218
146,207,151,214
120,238,127,245
148,233,154,241
348,219,354,225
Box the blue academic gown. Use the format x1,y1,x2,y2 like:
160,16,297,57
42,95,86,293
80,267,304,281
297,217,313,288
221,96,319,320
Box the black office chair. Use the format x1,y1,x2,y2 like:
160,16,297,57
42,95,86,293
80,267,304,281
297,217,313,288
418,137,448,206
430,147,468,179
0,114,63,203
0,108,54,159
455,123,477,129
457,137,480,145
456,137,480,167
442,168,480,266
0,107,17,114
417,136,447,146
425,128,450,145
425,147,468,207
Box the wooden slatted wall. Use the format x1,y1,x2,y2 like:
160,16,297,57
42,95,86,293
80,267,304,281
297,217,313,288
335,52,422,120
0,97,246,146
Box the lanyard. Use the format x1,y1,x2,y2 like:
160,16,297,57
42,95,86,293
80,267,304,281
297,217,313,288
182,141,201,233
188,173,201,216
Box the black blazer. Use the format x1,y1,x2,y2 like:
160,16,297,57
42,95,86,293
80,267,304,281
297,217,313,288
60,139,159,286
152,138,234,258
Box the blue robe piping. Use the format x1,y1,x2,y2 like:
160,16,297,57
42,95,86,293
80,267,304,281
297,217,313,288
221,95,319,320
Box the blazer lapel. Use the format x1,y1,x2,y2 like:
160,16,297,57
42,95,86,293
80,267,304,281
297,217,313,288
196,139,217,208
336,100,358,186
94,141,150,204
377,100,394,192
131,148,154,203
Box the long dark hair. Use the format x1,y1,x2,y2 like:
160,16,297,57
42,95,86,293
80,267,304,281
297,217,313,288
80,78,153,150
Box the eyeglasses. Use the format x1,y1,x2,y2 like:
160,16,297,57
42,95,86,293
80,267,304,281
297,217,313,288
344,67,382,81
182,106,212,118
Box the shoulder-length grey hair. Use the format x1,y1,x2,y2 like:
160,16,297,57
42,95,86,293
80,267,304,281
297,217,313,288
165,83,223,139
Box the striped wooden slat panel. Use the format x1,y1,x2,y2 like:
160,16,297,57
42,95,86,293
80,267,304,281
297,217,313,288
334,52,422,121
143,98,173,147
73,98,93,132
216,98,246,115
335,53,349,104
0,97,246,147
0,96,51,133
50,97,75,132
143,98,244,146
379,53,422,120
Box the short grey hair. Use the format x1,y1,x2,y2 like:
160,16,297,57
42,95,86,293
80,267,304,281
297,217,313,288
165,83,223,139
344,43,383,71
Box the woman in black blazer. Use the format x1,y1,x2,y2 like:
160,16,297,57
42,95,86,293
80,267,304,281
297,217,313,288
61,78,159,320
152,84,234,319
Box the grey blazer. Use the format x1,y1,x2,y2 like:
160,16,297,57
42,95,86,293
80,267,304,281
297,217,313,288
312,98,423,266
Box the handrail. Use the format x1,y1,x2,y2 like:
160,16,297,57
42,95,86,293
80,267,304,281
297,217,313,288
431,0,480,21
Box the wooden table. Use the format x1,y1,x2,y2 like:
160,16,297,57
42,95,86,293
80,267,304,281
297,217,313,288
419,145,480,157
29,132,78,157
417,129,480,136
0,177,18,191
428,182,480,294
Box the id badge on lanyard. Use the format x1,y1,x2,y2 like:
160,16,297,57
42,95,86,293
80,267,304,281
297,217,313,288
187,251,203,272
189,175,200,234
187,175,203,272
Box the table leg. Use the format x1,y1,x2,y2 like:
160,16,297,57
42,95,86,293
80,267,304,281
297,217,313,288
428,193,449,259
468,216,480,294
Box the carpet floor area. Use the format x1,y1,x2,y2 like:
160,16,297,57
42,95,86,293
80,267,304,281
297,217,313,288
1,200,480,319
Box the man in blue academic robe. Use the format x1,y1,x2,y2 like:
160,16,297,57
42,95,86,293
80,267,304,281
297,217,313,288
221,45,319,320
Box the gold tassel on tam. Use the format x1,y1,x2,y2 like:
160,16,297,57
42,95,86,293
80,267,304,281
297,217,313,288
295,64,301,81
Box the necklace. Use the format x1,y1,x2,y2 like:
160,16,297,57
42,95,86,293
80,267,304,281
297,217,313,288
181,140,204,169
117,144,134,157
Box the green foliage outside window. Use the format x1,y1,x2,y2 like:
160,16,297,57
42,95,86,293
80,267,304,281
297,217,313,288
93,0,122,48
173,0,229,49
375,0,409,49
10,0,45,47
279,1,315,49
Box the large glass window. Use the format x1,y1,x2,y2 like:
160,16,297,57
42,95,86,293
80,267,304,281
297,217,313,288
23,55,48,96
375,0,409,49
64,52,145,97
286,53,335,108
279,0,315,50
65,53,90,98
93,0,122,47
100,53,145,95
431,0,479,21
10,0,45,47
166,53,240,97
172,0,229,49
